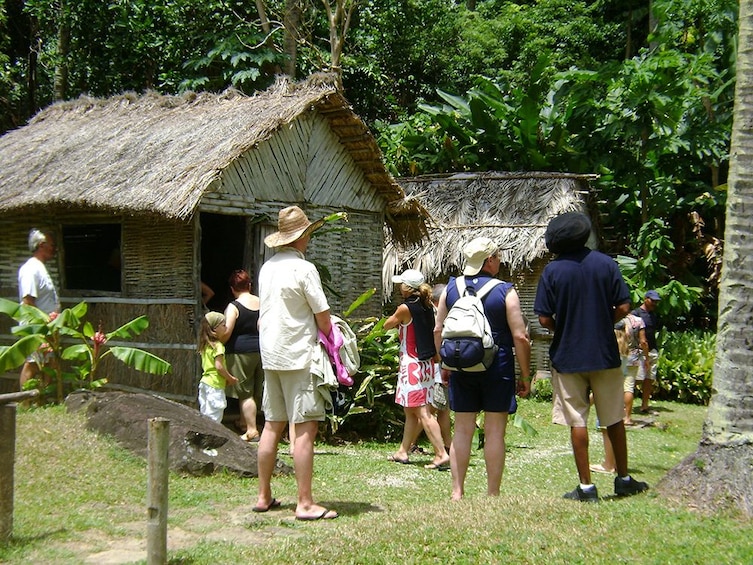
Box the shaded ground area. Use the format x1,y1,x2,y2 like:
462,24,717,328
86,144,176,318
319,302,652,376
65,390,291,477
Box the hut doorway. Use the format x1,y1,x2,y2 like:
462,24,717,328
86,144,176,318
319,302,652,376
200,213,246,312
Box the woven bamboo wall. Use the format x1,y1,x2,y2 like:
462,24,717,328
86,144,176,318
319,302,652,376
218,113,384,213
506,260,552,376
305,207,384,319
122,216,195,300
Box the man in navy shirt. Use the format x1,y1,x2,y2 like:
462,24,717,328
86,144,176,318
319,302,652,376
534,212,648,502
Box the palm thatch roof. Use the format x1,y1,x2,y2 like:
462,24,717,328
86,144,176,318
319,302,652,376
0,76,426,246
383,171,598,294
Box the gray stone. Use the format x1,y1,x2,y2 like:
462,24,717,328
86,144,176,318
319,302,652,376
65,390,291,477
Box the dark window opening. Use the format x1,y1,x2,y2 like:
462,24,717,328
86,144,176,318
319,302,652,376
62,224,121,292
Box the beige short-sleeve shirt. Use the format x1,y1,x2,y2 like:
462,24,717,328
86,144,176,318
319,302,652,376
258,247,330,371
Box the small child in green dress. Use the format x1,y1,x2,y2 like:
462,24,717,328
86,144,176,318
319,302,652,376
198,311,238,422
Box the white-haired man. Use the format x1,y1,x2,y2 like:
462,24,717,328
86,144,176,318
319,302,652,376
18,228,60,389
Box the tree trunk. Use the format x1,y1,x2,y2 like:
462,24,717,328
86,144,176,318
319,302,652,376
657,0,753,518
27,14,39,115
283,0,301,78
256,0,271,34
321,0,356,91
255,0,283,76
53,0,70,102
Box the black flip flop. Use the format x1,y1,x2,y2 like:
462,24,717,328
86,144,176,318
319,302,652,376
252,498,281,513
295,509,338,521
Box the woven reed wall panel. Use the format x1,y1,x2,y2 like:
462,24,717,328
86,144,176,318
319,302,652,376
218,114,384,214
224,119,310,202
103,347,198,400
506,260,551,374
305,117,382,212
122,216,194,300
304,206,384,319
85,302,195,344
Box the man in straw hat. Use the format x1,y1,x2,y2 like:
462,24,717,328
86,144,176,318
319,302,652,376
433,236,531,500
534,211,648,502
254,205,337,520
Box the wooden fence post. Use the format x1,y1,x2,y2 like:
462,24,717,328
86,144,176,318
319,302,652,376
0,404,16,543
0,390,38,544
146,417,169,565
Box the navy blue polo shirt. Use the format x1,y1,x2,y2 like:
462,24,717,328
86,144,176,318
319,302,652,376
534,248,630,373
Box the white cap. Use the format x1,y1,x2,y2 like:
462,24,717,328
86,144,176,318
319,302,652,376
462,237,498,276
392,269,425,290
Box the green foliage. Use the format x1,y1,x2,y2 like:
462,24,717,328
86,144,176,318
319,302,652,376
655,330,715,405
345,0,630,123
375,1,736,326
531,376,553,402
0,297,171,404
616,217,704,321
325,313,403,440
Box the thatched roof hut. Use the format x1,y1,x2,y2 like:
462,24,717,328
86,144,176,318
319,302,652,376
0,78,426,245
0,77,427,399
385,171,600,377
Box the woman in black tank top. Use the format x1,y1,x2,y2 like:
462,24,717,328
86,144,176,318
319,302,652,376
221,269,263,441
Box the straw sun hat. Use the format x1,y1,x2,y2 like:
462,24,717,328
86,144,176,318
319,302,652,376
264,205,325,248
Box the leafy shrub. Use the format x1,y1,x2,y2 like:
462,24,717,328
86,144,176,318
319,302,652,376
531,375,553,402
654,330,715,405
319,290,404,441
325,314,405,441
526,331,714,406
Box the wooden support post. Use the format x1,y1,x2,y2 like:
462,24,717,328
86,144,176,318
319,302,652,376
0,391,37,545
146,417,169,565
0,404,16,544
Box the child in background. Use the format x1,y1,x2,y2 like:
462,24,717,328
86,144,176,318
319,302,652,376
198,311,238,422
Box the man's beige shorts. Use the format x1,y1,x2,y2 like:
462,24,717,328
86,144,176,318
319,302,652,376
551,367,624,428
262,368,326,424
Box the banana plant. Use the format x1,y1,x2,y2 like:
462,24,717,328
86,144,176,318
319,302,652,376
0,298,171,404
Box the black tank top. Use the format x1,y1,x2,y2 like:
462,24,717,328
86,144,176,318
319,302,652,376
405,296,436,361
225,300,260,354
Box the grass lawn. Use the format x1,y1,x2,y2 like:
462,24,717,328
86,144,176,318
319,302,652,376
2,398,752,564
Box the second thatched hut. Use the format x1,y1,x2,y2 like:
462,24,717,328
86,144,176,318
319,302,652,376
384,171,601,377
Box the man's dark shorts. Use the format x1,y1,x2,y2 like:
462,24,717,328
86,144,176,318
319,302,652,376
449,370,515,413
